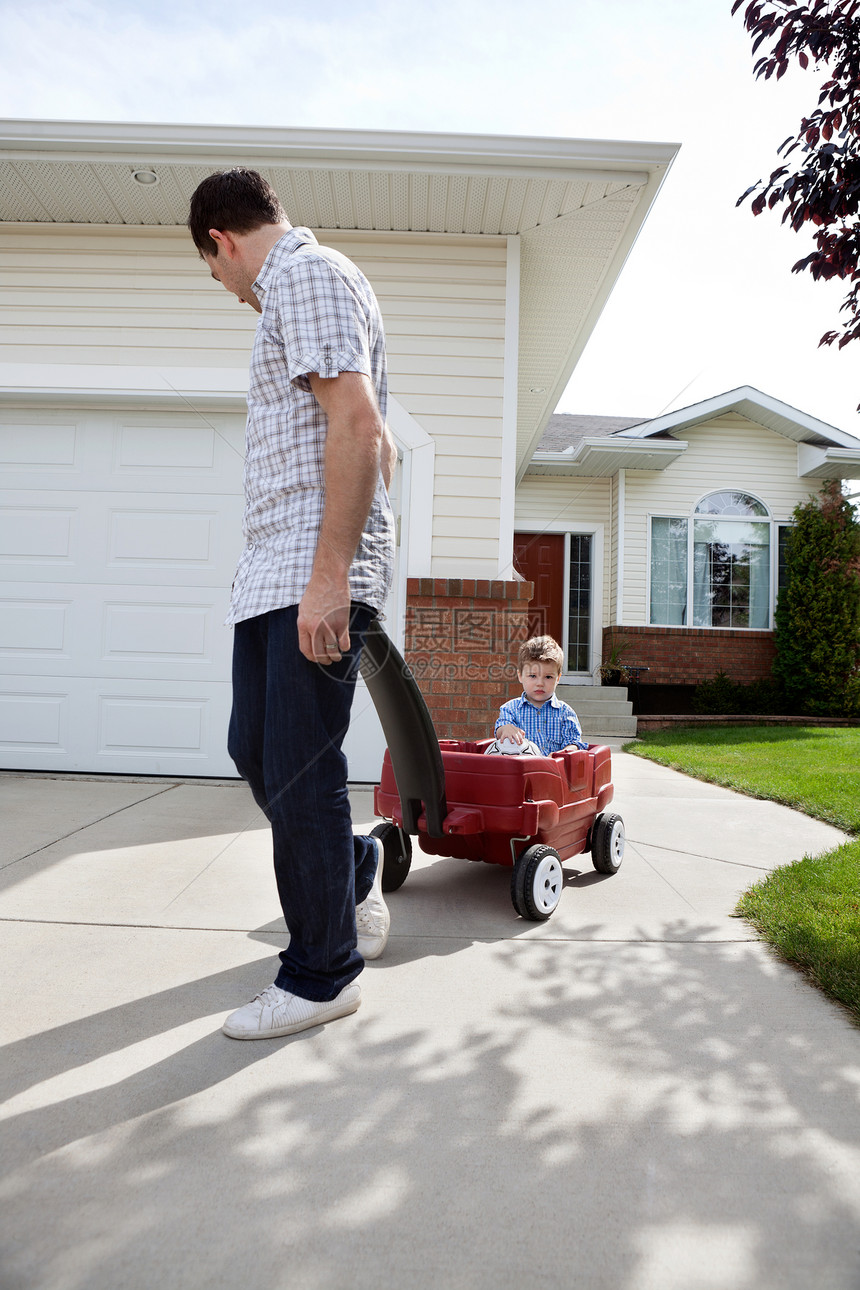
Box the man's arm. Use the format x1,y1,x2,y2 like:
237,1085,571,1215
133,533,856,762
298,369,385,664
380,423,397,493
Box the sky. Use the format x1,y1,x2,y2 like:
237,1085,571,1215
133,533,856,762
2,0,859,457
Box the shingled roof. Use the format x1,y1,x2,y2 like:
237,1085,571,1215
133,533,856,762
537,413,647,452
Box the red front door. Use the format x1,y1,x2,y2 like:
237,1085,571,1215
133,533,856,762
513,532,565,643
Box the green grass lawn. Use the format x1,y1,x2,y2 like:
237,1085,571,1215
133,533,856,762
625,725,860,832
626,726,860,1023
735,842,860,1020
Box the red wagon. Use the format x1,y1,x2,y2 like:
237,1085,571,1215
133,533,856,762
361,622,625,921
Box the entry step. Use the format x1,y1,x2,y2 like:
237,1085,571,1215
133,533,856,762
557,683,638,739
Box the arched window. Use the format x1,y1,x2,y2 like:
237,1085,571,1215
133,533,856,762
694,491,769,518
650,491,772,629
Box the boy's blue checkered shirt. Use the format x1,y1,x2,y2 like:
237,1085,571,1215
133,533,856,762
495,693,587,754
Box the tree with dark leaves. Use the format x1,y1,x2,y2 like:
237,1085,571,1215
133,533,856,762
735,0,860,357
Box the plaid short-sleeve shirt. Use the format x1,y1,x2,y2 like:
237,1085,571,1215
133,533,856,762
226,228,395,626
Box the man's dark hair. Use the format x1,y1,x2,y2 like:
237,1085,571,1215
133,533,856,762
188,168,288,257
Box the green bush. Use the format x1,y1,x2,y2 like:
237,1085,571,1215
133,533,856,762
693,671,742,713
774,480,860,716
693,673,787,715
740,677,787,715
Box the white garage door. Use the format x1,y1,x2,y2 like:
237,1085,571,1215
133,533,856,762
0,403,395,780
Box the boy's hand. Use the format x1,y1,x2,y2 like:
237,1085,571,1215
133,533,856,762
496,724,525,744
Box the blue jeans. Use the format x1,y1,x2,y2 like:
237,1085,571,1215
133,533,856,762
228,603,378,1001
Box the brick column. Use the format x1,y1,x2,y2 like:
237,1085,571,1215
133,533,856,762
404,577,534,742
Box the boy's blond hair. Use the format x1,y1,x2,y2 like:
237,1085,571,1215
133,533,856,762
517,635,564,674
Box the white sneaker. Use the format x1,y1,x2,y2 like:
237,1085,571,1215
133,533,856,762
222,981,361,1040
356,836,390,960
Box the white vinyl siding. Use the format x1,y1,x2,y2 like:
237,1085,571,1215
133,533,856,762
0,224,508,576
515,475,610,528
622,415,821,625
0,226,257,370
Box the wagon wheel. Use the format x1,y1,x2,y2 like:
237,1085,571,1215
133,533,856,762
370,821,413,892
590,812,625,875
511,844,564,921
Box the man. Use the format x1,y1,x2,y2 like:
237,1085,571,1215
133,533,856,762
188,168,397,1040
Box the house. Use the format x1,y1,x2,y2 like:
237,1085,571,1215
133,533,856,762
516,387,860,712
0,119,678,778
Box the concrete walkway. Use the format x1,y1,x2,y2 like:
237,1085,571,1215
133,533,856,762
1,754,858,1290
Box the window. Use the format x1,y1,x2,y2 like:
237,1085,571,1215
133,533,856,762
650,517,688,625
567,534,592,671
650,492,773,629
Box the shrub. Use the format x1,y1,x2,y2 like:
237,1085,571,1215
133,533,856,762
740,677,786,715
693,671,742,714
774,481,860,716
693,673,788,716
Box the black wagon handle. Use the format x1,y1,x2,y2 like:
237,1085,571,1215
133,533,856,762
359,619,448,838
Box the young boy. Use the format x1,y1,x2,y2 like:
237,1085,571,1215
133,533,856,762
492,635,587,755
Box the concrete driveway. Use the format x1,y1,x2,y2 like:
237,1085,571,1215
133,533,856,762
0,753,858,1290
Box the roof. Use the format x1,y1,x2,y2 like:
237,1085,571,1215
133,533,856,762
528,386,860,479
537,413,647,451
0,119,679,476
616,386,860,449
